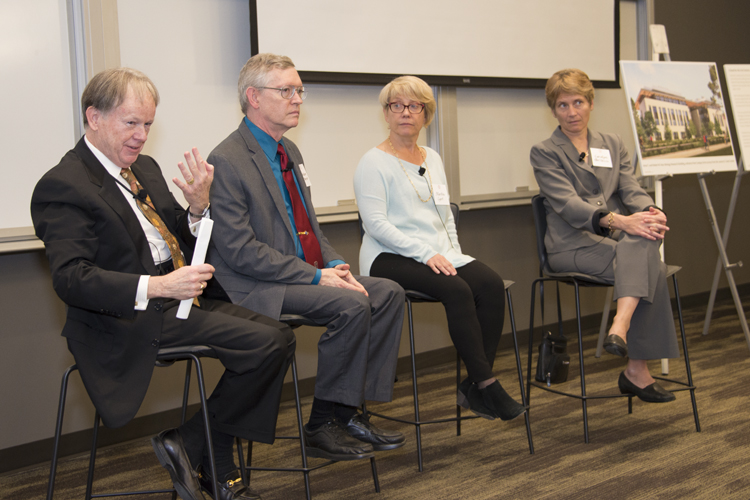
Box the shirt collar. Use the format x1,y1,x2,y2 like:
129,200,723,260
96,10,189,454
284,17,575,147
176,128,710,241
243,116,285,161
84,135,126,179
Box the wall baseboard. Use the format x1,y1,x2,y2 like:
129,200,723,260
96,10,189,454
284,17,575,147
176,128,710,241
3,283,746,475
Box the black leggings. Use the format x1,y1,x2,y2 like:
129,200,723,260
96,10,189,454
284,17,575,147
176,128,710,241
370,254,505,382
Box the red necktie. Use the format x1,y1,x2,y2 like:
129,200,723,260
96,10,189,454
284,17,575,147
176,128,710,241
278,144,324,269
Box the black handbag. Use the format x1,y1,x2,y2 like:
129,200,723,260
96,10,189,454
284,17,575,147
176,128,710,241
535,331,570,386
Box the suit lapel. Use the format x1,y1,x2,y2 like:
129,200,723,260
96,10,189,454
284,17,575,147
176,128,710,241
238,124,297,241
551,127,594,175
75,140,159,275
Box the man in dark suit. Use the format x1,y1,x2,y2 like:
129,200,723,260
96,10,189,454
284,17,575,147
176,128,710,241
31,68,294,500
206,54,406,461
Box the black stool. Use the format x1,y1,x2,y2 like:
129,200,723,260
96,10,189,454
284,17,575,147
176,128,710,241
46,345,222,499
526,195,700,443
236,314,380,500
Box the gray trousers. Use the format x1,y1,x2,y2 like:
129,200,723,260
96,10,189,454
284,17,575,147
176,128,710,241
548,232,679,360
281,276,404,406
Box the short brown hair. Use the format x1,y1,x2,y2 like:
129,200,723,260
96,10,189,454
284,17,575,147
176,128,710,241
379,76,437,127
545,69,595,110
81,68,159,126
238,53,296,114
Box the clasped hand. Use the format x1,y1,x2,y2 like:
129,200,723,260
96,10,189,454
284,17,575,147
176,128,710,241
622,207,669,240
319,264,368,296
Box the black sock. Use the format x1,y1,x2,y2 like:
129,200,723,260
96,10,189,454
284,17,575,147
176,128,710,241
203,429,237,480
333,403,358,423
178,412,205,470
307,398,335,429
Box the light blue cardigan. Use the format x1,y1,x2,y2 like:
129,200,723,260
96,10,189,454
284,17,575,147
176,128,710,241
354,146,474,276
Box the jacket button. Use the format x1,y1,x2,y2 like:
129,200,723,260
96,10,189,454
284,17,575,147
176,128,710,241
597,201,603,206
151,339,159,347
154,303,163,311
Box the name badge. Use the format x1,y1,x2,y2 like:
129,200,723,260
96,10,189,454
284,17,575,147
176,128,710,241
590,148,613,168
298,163,312,187
433,184,450,205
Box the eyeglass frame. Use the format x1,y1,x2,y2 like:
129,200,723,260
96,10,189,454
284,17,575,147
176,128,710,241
256,86,307,100
387,102,425,114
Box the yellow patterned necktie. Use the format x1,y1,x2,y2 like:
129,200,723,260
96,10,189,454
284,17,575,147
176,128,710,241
120,168,199,306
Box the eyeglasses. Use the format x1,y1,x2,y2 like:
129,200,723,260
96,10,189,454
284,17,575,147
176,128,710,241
257,86,307,100
387,102,425,114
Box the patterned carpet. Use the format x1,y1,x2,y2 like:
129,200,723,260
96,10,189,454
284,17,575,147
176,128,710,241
2,294,749,500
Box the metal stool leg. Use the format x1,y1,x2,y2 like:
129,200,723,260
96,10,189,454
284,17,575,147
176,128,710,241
406,298,424,472
84,412,101,500
572,283,590,443
672,274,701,432
46,365,78,500
291,355,313,500
506,288,534,454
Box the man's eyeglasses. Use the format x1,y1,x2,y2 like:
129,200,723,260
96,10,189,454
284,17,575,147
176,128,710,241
257,86,307,100
387,102,425,114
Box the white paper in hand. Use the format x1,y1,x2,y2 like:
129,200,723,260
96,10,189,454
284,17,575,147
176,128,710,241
176,218,214,320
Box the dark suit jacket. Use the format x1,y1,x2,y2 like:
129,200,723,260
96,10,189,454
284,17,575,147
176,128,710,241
530,127,654,254
207,122,343,319
31,138,196,428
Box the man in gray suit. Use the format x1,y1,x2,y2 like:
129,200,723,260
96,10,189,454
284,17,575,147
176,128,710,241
207,53,406,461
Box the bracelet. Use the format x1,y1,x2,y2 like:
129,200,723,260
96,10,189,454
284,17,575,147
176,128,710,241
189,203,210,219
607,212,614,232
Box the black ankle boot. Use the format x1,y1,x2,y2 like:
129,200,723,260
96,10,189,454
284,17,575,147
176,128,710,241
479,381,525,421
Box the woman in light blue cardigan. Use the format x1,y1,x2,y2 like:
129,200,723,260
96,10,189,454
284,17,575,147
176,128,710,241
354,76,524,422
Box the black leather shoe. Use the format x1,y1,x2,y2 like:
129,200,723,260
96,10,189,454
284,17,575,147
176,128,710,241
456,377,472,409
304,419,374,461
343,414,405,451
198,466,261,500
480,381,526,421
603,334,628,357
151,429,206,500
618,371,676,403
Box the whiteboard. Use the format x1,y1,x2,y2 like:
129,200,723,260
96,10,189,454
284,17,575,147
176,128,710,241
254,0,619,86
2,0,75,232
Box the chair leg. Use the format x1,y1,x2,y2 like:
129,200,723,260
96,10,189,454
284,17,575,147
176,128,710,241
526,281,540,413
46,365,78,500
290,355,312,500
85,412,101,500
573,282,590,443
456,351,462,437
672,275,701,432
595,288,614,358
406,298,424,472
190,354,221,498
506,289,534,454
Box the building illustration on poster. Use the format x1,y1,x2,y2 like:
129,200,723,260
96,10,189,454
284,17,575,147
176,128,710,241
620,61,737,176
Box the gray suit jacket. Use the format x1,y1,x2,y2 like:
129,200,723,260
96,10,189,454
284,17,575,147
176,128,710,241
207,121,344,319
530,127,654,254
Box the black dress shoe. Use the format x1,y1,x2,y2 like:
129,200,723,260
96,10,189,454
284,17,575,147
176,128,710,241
456,377,472,409
151,429,206,500
603,334,628,357
480,381,526,421
304,419,374,461
464,384,496,420
198,466,261,500
618,371,676,403
343,414,406,451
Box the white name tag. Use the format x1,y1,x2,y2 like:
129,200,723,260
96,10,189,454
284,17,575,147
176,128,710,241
433,184,450,205
298,163,312,187
590,148,613,168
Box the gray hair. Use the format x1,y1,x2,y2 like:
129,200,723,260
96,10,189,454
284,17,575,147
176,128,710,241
81,67,159,126
238,53,296,113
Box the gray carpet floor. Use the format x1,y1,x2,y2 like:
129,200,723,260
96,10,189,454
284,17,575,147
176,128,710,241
2,294,749,500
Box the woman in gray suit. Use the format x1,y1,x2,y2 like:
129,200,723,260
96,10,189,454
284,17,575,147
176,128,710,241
530,69,679,403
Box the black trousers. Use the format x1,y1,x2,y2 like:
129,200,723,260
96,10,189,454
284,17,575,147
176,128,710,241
160,298,295,444
370,254,505,382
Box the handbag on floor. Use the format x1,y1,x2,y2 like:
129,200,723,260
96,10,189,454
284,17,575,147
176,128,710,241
535,331,570,386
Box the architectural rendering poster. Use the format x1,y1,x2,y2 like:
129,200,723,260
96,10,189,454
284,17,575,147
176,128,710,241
620,60,737,176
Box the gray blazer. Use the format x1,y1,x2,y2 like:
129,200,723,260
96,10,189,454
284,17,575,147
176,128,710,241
207,122,344,319
530,127,654,254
